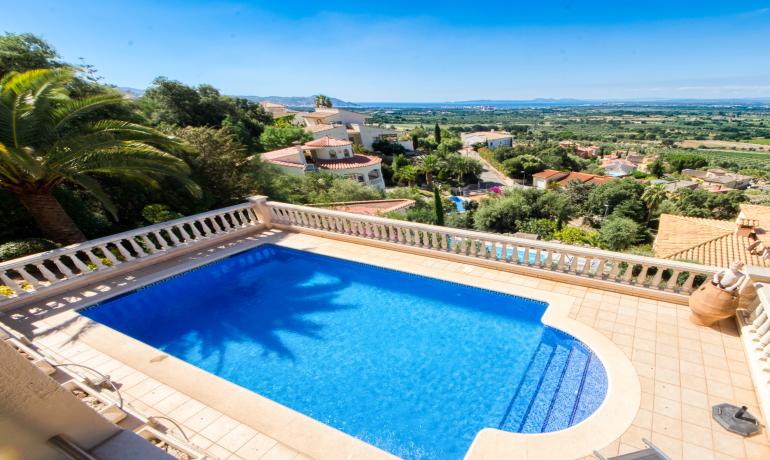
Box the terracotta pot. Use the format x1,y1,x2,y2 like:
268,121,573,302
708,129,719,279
689,282,738,326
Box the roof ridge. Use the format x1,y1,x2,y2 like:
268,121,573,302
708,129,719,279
663,231,734,260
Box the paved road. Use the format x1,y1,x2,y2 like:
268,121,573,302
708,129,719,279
461,150,519,187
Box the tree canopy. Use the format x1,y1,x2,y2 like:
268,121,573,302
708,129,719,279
140,77,272,150
0,33,60,76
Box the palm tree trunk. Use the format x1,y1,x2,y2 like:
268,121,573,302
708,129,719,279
15,191,87,245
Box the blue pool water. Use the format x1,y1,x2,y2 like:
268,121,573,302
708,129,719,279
449,195,466,212
83,245,607,459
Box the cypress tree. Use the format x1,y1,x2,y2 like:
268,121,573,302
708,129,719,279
433,186,444,226
434,123,441,144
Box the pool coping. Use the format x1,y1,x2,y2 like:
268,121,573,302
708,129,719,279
14,231,640,460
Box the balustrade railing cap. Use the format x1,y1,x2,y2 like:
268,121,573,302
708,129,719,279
0,202,255,270
266,200,719,274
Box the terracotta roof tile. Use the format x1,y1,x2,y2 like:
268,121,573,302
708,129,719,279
532,169,568,179
261,146,304,162
654,213,770,268
309,199,415,216
304,136,352,147
316,154,381,170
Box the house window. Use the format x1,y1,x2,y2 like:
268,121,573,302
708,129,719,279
368,169,381,181
344,149,351,157
329,150,337,159
346,174,365,183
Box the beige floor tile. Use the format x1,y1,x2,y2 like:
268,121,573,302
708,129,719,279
683,442,716,460
681,422,714,450
235,433,278,459
217,424,257,453
199,415,241,443
184,406,224,433
713,432,746,457
653,396,682,419
652,412,683,439
168,398,207,422
261,443,299,460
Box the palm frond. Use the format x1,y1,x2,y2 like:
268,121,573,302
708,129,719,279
51,93,126,129
58,171,118,218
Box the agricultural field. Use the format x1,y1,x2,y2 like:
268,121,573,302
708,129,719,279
677,139,770,152
370,106,770,145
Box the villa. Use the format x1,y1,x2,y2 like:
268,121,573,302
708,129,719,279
259,101,296,119
600,157,637,177
559,141,601,158
681,169,754,191
260,136,385,189
294,107,411,151
532,169,615,189
461,130,514,148
649,179,699,193
1,197,770,460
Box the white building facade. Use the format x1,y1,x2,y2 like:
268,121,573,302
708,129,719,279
260,137,385,189
461,131,514,148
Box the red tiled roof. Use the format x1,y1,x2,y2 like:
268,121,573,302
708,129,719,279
654,213,770,268
261,146,303,161
316,154,381,170
304,136,352,147
532,169,567,179
267,159,305,168
532,169,614,187
309,199,415,216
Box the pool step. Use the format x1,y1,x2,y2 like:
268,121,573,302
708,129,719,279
498,336,604,434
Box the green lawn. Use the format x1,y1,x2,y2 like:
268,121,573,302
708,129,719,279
745,137,770,145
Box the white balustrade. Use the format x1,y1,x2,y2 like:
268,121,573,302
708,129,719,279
266,200,718,296
0,202,260,306
736,269,770,441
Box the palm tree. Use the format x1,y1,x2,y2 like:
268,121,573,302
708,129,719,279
313,94,332,108
0,68,198,244
420,154,439,186
393,165,418,187
641,184,667,223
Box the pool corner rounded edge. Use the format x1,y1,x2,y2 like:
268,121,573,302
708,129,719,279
464,296,641,460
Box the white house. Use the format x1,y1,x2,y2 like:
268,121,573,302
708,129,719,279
259,101,296,119
260,136,385,189
306,123,349,141
294,108,407,151
460,131,514,148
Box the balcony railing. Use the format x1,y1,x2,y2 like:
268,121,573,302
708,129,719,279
264,201,718,300
0,202,261,309
737,268,770,437
1,197,722,311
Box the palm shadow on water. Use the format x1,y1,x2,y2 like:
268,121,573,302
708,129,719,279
84,247,358,374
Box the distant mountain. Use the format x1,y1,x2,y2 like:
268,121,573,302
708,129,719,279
354,98,770,109
115,87,145,99
108,89,770,109
239,95,359,108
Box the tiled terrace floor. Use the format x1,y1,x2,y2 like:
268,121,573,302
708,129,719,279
3,229,769,460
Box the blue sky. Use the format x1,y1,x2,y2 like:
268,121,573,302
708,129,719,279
3,1,770,101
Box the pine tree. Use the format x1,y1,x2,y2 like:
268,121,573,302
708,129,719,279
433,186,445,226
434,123,441,144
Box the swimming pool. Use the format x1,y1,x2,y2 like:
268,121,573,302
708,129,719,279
449,195,466,212
83,244,607,459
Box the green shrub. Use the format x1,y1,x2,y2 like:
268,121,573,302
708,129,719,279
600,216,641,250
553,226,599,246
0,238,59,262
142,204,183,224
517,219,558,240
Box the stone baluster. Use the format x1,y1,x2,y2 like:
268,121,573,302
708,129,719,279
0,272,24,294
52,257,75,277
34,263,59,283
